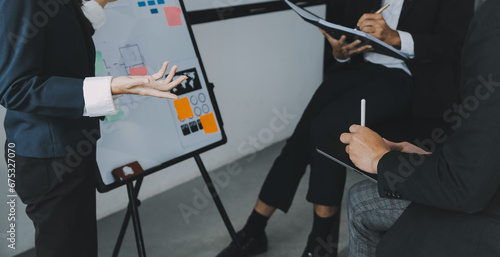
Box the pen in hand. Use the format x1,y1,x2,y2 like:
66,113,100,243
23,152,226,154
354,3,390,31
361,99,366,127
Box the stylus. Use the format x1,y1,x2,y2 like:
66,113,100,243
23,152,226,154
361,99,366,127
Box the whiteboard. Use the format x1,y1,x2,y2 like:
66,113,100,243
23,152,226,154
93,0,226,192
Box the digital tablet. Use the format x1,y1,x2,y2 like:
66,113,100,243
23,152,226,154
317,138,377,182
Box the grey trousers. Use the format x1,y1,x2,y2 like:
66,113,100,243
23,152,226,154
347,180,411,257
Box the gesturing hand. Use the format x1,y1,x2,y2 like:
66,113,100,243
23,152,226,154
320,29,373,60
111,61,187,99
340,125,390,174
357,13,401,49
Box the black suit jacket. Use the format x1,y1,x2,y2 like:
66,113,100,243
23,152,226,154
0,0,99,158
376,1,500,255
340,0,475,118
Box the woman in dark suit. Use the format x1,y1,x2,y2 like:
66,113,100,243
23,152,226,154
0,1,185,256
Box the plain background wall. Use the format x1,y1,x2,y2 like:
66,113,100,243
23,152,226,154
184,0,278,12
0,5,326,256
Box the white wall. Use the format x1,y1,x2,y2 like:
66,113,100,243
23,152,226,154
0,6,326,256
184,0,278,12
0,107,36,256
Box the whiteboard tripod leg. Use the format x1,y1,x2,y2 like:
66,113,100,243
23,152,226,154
112,178,146,257
194,155,246,256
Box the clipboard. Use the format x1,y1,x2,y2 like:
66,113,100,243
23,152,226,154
284,0,409,61
317,138,377,182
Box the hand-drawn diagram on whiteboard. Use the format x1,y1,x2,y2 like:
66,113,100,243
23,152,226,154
93,0,226,191
97,41,146,77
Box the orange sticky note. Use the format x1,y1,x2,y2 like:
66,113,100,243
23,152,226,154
173,97,194,121
200,112,219,134
164,7,182,26
129,66,148,76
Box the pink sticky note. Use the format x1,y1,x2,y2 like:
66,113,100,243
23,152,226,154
164,7,182,27
129,66,148,76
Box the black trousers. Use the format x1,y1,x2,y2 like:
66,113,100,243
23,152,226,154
259,61,413,212
7,145,98,257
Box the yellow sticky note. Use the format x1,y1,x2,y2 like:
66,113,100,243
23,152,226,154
200,112,219,134
174,97,194,121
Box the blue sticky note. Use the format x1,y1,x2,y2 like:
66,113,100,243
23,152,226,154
150,8,159,14
138,1,146,7
157,0,165,4
147,0,155,5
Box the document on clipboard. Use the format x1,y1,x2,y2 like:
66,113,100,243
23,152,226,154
284,0,409,61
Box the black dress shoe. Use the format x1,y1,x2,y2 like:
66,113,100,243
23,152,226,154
301,244,337,257
301,250,337,257
216,230,268,257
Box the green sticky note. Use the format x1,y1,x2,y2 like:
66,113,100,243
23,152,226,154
105,107,126,122
95,51,105,75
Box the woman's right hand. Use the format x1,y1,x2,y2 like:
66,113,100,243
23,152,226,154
110,61,187,99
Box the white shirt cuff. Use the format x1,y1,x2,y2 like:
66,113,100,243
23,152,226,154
82,1,107,30
397,31,415,59
335,57,351,63
83,76,119,117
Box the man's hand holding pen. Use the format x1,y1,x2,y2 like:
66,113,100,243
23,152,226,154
340,125,390,174
357,13,401,49
321,3,402,60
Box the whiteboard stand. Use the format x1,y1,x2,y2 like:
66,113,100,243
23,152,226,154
110,155,244,257
193,155,244,256
112,177,146,257
94,1,241,253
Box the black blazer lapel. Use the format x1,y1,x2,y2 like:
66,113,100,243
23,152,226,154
399,0,417,21
67,1,96,76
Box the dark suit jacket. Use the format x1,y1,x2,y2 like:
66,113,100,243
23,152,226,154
340,0,475,118
376,1,500,255
0,0,99,158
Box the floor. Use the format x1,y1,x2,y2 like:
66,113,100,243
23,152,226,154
15,141,364,257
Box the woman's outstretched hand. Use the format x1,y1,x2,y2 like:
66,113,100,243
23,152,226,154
111,61,187,100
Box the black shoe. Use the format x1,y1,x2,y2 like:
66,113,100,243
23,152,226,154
216,230,268,257
301,232,338,257
301,244,337,257
302,252,313,257
301,249,337,257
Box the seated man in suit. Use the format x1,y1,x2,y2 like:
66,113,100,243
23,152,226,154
216,0,474,257
341,1,500,256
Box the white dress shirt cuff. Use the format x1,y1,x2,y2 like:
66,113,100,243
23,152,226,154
83,76,119,117
397,31,415,59
335,57,351,63
82,1,107,30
